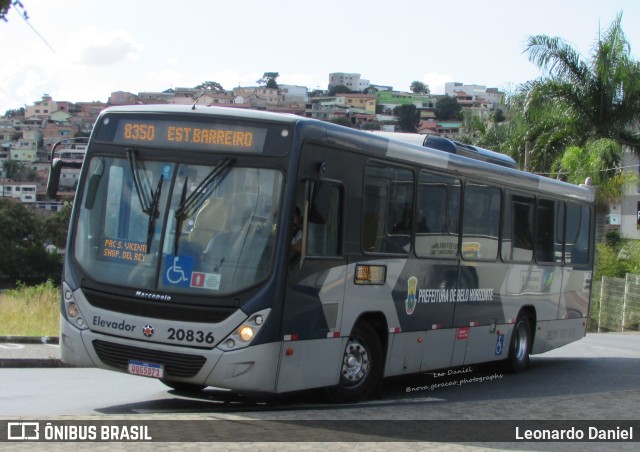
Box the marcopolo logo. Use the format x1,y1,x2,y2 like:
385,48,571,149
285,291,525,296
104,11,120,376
142,324,155,338
92,316,136,332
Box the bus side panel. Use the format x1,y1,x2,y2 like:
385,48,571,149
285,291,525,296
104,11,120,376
380,258,459,375
385,331,425,376
531,318,588,354
462,324,513,365
276,338,345,392
559,267,592,320
420,329,458,372
499,264,564,321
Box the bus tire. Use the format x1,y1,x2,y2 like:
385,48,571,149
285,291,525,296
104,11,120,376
505,314,531,373
326,322,383,403
161,380,206,393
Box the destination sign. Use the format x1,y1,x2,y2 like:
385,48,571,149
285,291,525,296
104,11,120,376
110,119,268,153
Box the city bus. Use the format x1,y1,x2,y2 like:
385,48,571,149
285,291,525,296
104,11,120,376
47,105,594,403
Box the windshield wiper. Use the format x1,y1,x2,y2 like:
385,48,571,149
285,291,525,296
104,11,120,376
127,149,152,214
127,149,164,254
173,158,234,255
173,176,189,256
146,175,164,254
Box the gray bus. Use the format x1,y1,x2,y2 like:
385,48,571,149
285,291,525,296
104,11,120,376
48,105,594,402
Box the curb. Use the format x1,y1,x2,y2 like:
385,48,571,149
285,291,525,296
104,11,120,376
0,359,74,368
0,336,66,368
0,336,59,344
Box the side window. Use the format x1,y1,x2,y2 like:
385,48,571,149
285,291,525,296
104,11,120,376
307,184,343,257
362,161,414,254
415,171,461,258
536,199,564,264
502,194,534,262
462,183,501,260
565,203,591,265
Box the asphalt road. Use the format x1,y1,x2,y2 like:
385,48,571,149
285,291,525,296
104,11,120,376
1,333,639,450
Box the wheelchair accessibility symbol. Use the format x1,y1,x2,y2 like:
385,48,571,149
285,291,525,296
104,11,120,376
163,255,194,287
495,333,505,356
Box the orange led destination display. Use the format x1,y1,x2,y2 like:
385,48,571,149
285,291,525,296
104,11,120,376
113,119,267,153
101,238,148,263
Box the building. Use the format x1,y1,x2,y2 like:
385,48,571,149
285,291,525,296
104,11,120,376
279,85,309,103
610,147,640,239
0,181,37,203
108,91,138,105
340,94,377,114
328,73,370,92
10,129,40,163
445,82,504,112
24,94,58,118
233,87,280,108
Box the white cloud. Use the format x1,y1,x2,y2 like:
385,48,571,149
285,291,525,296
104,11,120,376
422,73,454,95
68,28,143,67
280,73,326,90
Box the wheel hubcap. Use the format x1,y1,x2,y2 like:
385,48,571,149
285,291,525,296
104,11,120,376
341,339,370,385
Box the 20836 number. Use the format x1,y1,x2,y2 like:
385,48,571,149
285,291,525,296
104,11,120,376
167,328,214,344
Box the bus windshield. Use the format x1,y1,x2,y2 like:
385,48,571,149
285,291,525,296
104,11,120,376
74,154,283,296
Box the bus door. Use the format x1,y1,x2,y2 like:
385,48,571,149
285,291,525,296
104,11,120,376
453,182,506,366
277,144,348,392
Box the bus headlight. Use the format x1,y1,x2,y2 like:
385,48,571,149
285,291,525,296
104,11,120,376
218,309,270,351
62,283,88,330
239,326,254,342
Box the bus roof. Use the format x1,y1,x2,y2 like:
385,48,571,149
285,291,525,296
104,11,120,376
98,105,594,204
100,104,304,125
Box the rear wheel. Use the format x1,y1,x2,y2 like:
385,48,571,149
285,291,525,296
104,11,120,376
505,314,531,373
326,322,383,403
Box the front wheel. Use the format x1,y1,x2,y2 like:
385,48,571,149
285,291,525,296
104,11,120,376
505,314,531,373
326,322,383,403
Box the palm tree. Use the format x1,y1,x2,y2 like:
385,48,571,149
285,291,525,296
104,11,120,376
523,12,640,153
521,12,640,242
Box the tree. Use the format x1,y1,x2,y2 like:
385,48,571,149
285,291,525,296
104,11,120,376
410,81,430,95
329,118,352,128
328,84,352,96
41,203,72,249
257,72,279,89
3,159,36,181
435,96,462,120
0,199,61,282
523,12,640,154
393,104,420,133
1,0,28,22
4,107,25,118
194,81,224,92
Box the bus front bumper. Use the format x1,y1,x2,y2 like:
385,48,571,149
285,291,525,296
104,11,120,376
60,316,282,393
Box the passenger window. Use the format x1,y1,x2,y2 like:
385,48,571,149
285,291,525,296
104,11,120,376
307,184,343,257
502,194,534,262
461,183,500,260
536,199,564,263
565,203,591,265
415,171,461,258
362,161,414,254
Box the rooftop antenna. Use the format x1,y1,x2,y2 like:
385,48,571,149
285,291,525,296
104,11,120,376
192,90,205,110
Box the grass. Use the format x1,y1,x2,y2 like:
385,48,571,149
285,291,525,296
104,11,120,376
0,280,60,336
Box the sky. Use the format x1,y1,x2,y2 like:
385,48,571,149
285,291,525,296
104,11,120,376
1,0,640,113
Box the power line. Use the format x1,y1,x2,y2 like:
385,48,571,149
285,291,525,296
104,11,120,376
10,1,56,52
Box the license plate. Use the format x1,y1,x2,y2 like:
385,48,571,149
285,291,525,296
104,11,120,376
127,360,164,378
